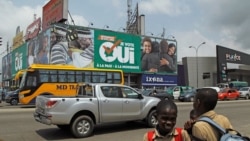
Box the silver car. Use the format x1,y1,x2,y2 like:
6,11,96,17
239,87,250,100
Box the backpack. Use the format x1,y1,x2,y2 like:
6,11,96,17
198,117,250,141
147,127,183,141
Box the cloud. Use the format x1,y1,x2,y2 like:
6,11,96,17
139,0,191,16
197,0,250,50
69,15,89,26
0,1,43,53
175,29,217,61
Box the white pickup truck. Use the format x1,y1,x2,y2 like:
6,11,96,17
34,83,160,138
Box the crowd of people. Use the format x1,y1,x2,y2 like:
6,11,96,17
141,37,177,73
143,87,250,141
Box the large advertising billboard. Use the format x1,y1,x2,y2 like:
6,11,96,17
27,23,177,75
11,43,28,77
94,30,141,73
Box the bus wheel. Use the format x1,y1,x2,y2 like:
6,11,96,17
70,115,94,138
10,99,18,105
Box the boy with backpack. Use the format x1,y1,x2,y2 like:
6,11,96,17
192,88,250,141
143,100,190,141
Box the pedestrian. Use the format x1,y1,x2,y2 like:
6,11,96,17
184,109,197,135
192,88,234,140
143,99,190,141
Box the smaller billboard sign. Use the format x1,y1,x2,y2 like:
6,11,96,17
12,31,24,49
141,74,177,86
42,0,68,30
25,17,41,40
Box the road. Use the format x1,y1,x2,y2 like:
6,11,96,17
0,100,250,141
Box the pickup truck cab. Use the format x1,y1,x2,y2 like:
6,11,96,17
34,83,160,138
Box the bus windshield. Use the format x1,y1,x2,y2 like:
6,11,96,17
19,71,27,89
19,64,124,105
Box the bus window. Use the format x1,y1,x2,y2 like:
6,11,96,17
76,71,83,82
50,70,57,82
58,70,67,82
39,70,49,82
84,71,91,83
67,71,75,82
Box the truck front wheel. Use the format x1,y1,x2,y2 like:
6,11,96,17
146,110,157,128
70,115,94,138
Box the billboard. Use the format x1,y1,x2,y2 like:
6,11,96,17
216,45,250,83
27,23,177,74
42,0,68,30
25,17,41,40
27,29,50,66
94,30,141,73
142,74,177,86
141,36,177,74
2,53,12,80
12,31,24,49
11,43,28,77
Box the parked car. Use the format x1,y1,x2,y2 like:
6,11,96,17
0,88,2,103
238,87,250,100
1,89,7,101
178,88,197,102
142,89,174,100
166,86,194,100
218,88,239,100
5,89,20,105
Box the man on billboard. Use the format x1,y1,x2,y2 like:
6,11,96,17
67,29,94,68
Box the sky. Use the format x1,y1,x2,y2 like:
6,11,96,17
0,0,250,65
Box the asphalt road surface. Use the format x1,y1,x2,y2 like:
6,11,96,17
0,100,250,141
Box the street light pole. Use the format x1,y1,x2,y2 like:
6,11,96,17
189,42,206,88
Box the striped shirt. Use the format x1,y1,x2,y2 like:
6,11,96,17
49,42,71,64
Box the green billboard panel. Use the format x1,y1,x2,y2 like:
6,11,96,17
11,43,28,77
94,30,141,73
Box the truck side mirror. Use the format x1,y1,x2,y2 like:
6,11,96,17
138,93,143,99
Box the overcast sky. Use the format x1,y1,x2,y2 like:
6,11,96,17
0,0,250,64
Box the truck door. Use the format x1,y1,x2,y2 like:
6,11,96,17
120,87,142,120
99,86,123,122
